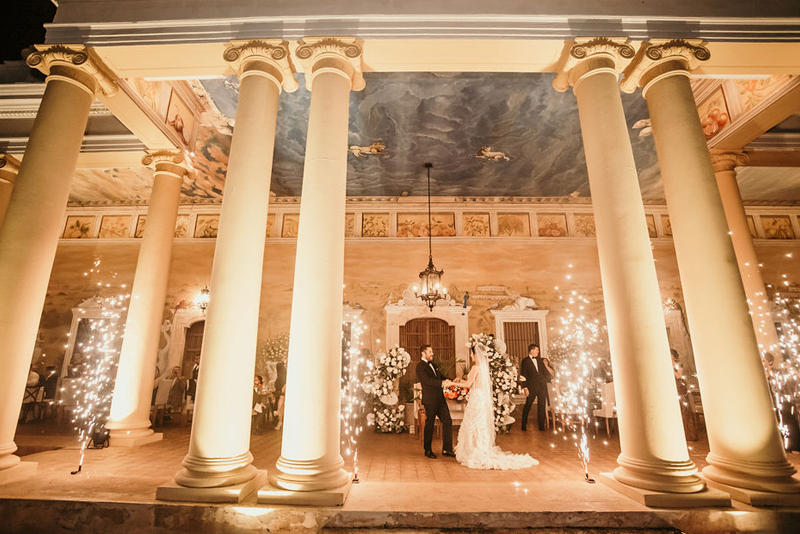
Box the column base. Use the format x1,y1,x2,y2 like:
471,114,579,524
109,431,163,447
271,455,350,492
157,469,267,503
257,478,352,506
0,461,37,483
703,474,800,507
613,457,707,493
703,459,800,494
600,473,731,508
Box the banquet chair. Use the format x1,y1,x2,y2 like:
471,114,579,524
592,381,617,437
19,386,44,423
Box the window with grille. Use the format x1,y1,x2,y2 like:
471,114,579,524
399,317,455,386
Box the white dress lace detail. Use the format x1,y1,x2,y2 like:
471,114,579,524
455,347,538,470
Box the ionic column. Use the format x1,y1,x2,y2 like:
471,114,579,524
554,39,705,500
269,38,364,499
158,40,297,501
0,46,114,477
622,40,800,499
711,151,781,355
0,154,20,231
106,150,191,446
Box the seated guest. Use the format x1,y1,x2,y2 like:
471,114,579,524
27,365,40,387
252,375,267,435
154,366,187,413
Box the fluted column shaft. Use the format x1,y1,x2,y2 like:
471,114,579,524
175,40,294,489
0,154,20,231
0,47,102,473
271,38,364,492
557,41,703,494
711,152,781,354
629,41,799,494
107,151,188,445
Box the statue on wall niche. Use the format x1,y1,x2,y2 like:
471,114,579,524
503,296,538,311
155,319,172,378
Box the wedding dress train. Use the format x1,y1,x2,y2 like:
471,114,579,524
455,345,538,470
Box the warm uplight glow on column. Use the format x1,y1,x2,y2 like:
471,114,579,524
0,45,106,473
712,151,781,355
174,40,295,491
626,39,800,494
556,38,702,493
107,151,189,445
272,38,364,493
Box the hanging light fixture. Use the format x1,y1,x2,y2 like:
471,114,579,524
414,163,447,311
194,286,210,314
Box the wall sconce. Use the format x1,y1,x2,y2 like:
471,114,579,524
194,286,210,314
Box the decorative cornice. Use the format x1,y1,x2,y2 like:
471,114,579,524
223,39,298,92
294,37,365,91
25,45,118,97
552,37,636,92
621,39,710,94
710,150,749,174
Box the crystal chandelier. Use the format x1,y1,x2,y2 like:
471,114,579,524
414,163,447,311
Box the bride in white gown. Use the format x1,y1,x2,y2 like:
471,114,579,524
454,344,538,470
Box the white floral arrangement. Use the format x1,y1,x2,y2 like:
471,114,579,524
366,404,406,434
468,333,518,433
361,345,411,433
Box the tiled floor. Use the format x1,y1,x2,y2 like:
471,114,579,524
7,417,740,510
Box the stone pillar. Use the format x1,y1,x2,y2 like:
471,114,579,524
157,40,297,502
268,38,364,501
106,150,191,446
553,39,708,503
622,40,800,501
0,46,114,478
711,151,781,355
0,154,20,231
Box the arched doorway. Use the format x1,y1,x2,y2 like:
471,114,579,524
400,317,455,388
181,320,205,378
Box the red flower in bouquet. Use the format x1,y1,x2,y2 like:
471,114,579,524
443,385,470,402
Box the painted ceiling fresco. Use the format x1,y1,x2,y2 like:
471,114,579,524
67,72,800,204
199,72,663,199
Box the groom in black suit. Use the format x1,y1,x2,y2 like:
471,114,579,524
416,344,455,458
520,343,550,431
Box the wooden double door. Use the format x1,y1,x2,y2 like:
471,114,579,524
399,317,455,387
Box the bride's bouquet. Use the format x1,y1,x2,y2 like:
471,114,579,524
443,384,470,402
468,333,518,433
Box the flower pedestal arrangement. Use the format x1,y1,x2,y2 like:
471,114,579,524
361,345,411,434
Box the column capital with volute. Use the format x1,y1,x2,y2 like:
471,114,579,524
621,39,710,96
142,149,194,176
709,150,749,174
552,37,636,92
223,40,298,93
0,154,21,184
26,44,117,98
294,37,365,91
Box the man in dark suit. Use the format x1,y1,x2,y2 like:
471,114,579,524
520,343,550,431
415,344,455,458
